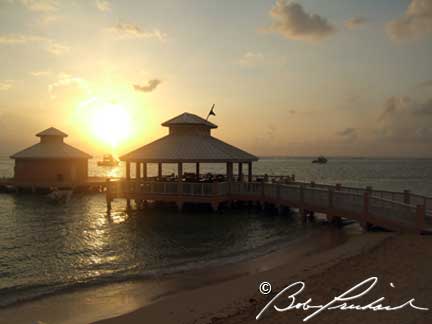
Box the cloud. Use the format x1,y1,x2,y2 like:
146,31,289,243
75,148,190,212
337,128,357,141
376,96,432,143
107,23,167,41
45,41,69,55
238,52,265,67
133,79,162,93
48,73,90,99
96,0,111,12
0,80,13,91
417,79,432,89
413,98,432,115
0,34,47,44
344,16,367,29
387,0,432,40
378,96,412,121
19,0,59,12
30,70,50,77
0,34,69,55
266,0,336,42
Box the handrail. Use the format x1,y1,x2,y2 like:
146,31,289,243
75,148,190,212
106,179,429,232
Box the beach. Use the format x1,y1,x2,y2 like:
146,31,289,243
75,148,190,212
94,232,431,324
0,223,363,324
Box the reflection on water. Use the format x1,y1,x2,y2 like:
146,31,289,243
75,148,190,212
0,156,432,307
0,193,310,307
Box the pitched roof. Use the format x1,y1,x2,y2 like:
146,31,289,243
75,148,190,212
161,112,217,129
11,127,92,159
11,142,92,159
120,134,258,162
36,127,68,137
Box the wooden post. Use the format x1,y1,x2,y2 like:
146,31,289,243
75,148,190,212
248,162,252,182
300,185,305,204
135,162,141,179
106,179,111,211
362,192,370,231
227,162,233,182
158,162,162,179
126,161,130,180
416,204,425,235
336,183,341,191
143,162,147,180
238,163,243,182
404,190,411,204
196,162,200,178
178,162,183,194
328,188,333,209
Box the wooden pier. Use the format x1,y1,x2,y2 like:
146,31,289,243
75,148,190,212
106,179,432,235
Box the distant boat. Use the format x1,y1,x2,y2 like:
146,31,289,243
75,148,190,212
47,188,72,204
312,156,328,164
97,154,120,167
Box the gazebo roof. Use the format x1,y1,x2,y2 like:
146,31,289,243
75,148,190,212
11,128,92,160
36,127,68,137
162,112,217,129
120,112,258,163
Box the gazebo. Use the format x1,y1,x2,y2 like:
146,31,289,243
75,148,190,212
120,112,258,183
10,127,92,187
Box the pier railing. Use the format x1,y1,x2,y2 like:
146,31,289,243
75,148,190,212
107,179,431,233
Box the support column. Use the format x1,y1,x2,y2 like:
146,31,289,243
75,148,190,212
158,162,162,179
135,162,141,179
178,163,183,182
143,162,147,180
227,162,233,182
125,161,131,209
238,163,243,182
196,162,200,179
248,162,252,182
126,161,131,180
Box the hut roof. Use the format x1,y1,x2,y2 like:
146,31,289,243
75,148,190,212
120,112,258,163
162,112,217,129
11,128,92,160
36,127,68,137
120,135,257,163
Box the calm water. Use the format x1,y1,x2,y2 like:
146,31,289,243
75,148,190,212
0,157,432,307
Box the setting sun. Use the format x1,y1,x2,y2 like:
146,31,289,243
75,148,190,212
77,98,133,149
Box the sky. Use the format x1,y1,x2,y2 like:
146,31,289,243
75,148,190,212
0,0,432,157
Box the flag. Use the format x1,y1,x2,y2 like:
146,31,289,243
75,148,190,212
206,104,216,120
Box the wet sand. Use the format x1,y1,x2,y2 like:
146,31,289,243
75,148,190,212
94,230,393,324
206,233,432,324
0,224,365,324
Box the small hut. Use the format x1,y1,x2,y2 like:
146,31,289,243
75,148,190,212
10,127,92,186
120,112,258,182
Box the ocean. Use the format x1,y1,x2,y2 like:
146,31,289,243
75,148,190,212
0,156,431,308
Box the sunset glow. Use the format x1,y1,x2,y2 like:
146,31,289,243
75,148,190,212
77,98,133,150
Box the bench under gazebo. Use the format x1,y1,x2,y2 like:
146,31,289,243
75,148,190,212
107,112,258,210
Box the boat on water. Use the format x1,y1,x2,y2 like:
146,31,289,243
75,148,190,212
312,156,328,164
97,154,120,167
47,188,73,204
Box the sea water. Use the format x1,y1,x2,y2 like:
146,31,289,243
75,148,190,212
0,157,431,307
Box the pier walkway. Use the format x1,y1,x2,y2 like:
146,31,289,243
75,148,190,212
107,179,432,235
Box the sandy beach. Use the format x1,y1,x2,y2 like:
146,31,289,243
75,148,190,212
93,232,432,324
0,223,363,324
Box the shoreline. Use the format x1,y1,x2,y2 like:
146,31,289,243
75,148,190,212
0,222,380,324
94,230,391,324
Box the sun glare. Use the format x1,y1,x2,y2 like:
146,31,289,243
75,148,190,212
89,102,131,148
77,97,133,150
